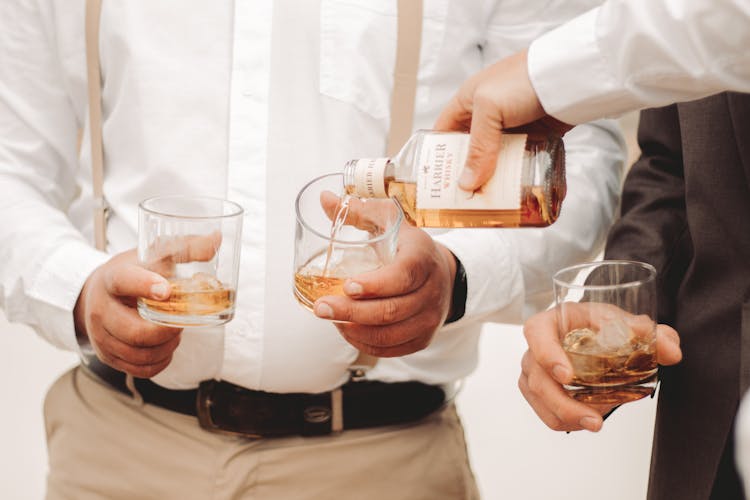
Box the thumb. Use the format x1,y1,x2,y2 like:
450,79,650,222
458,101,503,192
319,190,342,222
656,324,682,366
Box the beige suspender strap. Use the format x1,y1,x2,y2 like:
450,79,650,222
331,387,344,433
85,0,107,252
386,0,423,156
86,0,144,398
350,350,378,380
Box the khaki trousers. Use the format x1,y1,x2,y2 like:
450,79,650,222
44,367,480,500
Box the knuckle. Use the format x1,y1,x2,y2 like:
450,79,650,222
104,268,123,295
520,351,532,375
88,308,105,330
472,87,495,108
517,375,527,395
455,89,473,111
522,320,537,341
547,419,567,432
526,371,543,396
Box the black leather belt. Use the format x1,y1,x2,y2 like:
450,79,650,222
82,357,446,438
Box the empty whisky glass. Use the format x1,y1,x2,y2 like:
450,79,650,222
137,195,243,327
553,260,658,405
293,173,403,312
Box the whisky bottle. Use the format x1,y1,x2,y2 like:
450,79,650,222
342,130,565,228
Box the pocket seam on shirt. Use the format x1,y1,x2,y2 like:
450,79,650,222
319,0,395,119
319,0,447,120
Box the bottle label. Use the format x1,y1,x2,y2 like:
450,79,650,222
416,134,526,210
352,158,389,198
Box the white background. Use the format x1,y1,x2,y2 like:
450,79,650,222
0,314,656,500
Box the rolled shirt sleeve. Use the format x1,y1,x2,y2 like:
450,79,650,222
528,0,750,125
0,1,109,352
6,235,110,353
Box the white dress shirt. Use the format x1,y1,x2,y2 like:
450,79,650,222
528,0,750,124
0,0,624,392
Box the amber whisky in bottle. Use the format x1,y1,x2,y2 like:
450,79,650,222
343,130,565,228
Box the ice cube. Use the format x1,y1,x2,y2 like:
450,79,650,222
563,326,633,384
625,349,657,373
563,327,600,354
179,272,222,292
596,318,633,353
327,246,382,277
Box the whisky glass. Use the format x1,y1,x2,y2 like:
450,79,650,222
293,173,403,312
137,196,243,327
553,260,658,405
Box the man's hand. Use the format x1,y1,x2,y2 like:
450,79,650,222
74,249,183,378
518,307,683,432
434,49,572,192
312,223,457,358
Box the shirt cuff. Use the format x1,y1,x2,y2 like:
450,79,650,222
24,240,110,353
528,7,632,125
431,230,523,328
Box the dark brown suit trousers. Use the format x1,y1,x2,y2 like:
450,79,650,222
604,93,750,500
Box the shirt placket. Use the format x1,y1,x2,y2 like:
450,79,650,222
221,0,273,387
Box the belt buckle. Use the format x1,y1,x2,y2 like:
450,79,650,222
196,380,263,439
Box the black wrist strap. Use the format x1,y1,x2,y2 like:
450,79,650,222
444,254,467,325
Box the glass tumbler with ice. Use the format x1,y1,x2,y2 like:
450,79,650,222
137,196,243,327
554,261,658,405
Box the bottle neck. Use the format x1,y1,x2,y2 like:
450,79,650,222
343,158,391,198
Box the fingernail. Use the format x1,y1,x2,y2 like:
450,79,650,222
315,302,334,319
344,281,363,296
458,169,477,190
552,364,570,383
150,282,170,299
580,416,601,432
